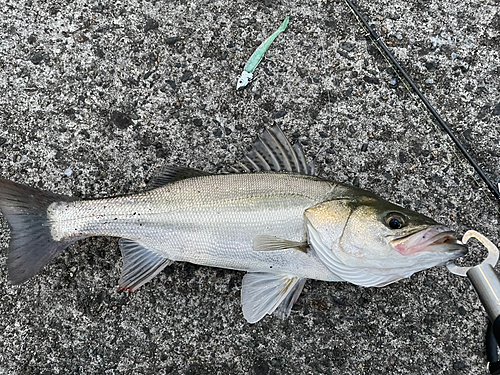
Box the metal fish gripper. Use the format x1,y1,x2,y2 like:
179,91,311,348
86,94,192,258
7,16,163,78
447,230,500,375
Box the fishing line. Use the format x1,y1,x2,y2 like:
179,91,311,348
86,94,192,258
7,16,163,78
343,0,500,210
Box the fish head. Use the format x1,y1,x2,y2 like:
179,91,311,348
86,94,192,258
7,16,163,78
305,193,466,286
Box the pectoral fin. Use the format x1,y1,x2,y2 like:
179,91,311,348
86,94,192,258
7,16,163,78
241,271,306,323
118,239,173,292
253,235,308,253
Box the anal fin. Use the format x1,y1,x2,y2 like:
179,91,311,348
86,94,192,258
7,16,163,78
241,271,306,323
118,238,173,292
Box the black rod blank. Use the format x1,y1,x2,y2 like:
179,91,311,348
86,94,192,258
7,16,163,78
344,0,500,201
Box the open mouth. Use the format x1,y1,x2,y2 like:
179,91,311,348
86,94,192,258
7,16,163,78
391,226,466,257
425,230,457,246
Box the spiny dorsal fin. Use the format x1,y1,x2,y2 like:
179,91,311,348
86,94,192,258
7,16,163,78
229,126,316,175
148,166,212,189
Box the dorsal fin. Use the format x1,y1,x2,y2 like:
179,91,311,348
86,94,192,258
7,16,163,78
148,166,212,189
229,126,316,175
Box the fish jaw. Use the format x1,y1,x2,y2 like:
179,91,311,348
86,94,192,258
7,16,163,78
390,225,466,259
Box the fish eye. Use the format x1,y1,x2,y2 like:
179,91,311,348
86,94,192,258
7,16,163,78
384,213,406,229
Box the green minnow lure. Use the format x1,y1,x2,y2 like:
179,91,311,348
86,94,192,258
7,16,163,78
237,16,289,89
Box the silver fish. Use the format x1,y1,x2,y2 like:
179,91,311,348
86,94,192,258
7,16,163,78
0,126,465,323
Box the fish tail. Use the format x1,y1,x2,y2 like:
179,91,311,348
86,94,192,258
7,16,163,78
278,16,289,33
0,178,77,284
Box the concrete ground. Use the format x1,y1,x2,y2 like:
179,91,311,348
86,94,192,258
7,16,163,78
0,0,499,373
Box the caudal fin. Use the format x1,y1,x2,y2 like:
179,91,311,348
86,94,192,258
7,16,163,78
0,179,76,284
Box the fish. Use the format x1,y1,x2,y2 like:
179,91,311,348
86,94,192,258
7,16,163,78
237,16,289,90
0,126,465,323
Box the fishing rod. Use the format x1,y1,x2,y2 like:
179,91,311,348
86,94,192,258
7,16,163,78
343,0,500,202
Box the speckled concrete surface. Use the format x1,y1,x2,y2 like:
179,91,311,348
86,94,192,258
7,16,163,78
0,0,499,374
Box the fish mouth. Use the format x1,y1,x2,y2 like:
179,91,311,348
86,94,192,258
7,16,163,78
391,225,467,258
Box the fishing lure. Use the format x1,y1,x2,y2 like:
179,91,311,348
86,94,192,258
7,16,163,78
237,16,289,89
